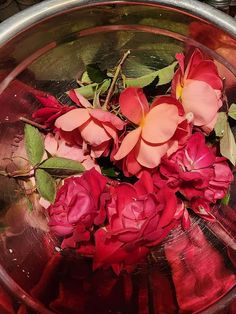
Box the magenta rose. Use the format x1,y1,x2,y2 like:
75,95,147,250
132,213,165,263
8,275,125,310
48,168,107,249
158,132,233,203
93,172,178,274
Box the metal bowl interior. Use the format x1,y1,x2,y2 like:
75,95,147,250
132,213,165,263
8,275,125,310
0,1,235,313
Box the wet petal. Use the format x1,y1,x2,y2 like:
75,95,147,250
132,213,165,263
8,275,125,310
119,88,149,124
142,104,179,143
55,108,90,131
113,127,141,160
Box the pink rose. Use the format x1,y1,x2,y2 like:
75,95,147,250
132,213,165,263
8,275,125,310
33,94,73,128
171,49,223,133
93,172,178,274
44,133,100,172
159,133,233,203
48,168,107,249
113,88,190,177
55,92,125,158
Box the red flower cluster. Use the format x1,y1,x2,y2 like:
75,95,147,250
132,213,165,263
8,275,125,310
48,169,182,274
33,48,234,275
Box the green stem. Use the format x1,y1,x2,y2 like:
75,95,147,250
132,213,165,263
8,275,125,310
19,117,48,130
103,50,130,110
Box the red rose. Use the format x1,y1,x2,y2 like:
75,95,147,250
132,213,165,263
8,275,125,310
32,94,72,128
159,133,233,203
48,168,107,249
93,172,178,274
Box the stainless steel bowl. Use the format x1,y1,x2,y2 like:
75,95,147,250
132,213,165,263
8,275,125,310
0,1,235,313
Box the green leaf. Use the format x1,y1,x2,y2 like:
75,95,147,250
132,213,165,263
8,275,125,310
228,103,236,120
35,169,56,203
101,167,118,178
73,79,111,100
39,157,85,176
214,112,228,138
24,124,44,166
81,71,92,84
86,63,108,83
73,83,98,99
221,192,230,206
215,112,236,165
124,61,177,88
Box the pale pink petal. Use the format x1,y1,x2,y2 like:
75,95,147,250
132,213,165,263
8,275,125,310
103,124,117,140
80,120,111,146
142,104,179,144
136,139,169,168
182,80,220,126
55,108,90,131
82,157,101,172
119,88,149,125
44,133,58,155
56,141,85,162
88,108,125,130
113,127,142,160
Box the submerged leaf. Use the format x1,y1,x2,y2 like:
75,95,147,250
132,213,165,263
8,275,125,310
86,63,108,83
228,103,236,120
35,169,56,203
124,61,177,88
24,124,44,166
40,157,85,176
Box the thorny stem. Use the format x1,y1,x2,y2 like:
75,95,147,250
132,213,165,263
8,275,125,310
103,50,130,110
19,117,48,130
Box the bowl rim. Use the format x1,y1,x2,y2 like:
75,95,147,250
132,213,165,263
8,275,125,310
0,0,236,47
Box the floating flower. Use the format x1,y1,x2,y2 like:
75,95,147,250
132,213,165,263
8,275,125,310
159,132,233,203
48,168,107,249
55,93,126,158
172,49,223,133
32,95,73,128
113,87,190,176
93,172,178,274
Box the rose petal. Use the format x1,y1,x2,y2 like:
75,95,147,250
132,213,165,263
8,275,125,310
89,108,125,130
55,108,90,131
119,88,149,125
68,90,92,108
80,120,111,146
136,139,169,168
44,133,58,155
182,80,220,126
142,104,179,144
113,127,142,160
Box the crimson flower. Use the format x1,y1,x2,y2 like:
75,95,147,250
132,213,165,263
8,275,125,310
32,94,73,128
93,172,178,274
158,133,233,203
47,168,107,249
